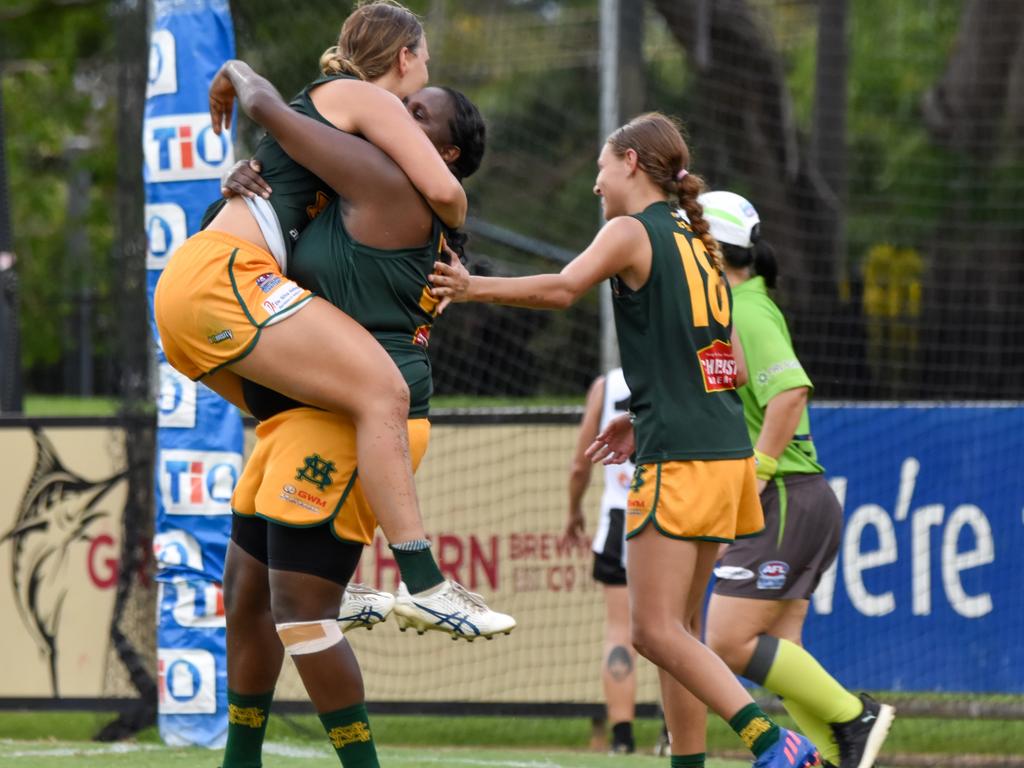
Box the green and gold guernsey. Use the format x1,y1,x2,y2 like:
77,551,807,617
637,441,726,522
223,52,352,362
200,73,354,252
613,201,752,463
732,276,825,475
287,197,445,418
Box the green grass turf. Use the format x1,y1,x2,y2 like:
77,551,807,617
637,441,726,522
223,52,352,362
0,740,748,768
22,395,122,417
0,708,1021,765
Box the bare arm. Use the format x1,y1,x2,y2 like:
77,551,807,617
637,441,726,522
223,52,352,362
210,61,426,240
756,387,809,459
311,80,467,228
429,216,649,309
567,377,605,540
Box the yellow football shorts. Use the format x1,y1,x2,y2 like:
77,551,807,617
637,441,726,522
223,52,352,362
625,457,764,542
154,229,314,380
232,408,431,545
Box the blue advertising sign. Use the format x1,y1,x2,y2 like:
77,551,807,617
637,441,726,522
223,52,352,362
144,0,237,747
805,404,1024,693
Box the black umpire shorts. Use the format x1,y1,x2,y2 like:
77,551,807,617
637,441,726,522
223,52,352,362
230,513,363,587
713,473,841,600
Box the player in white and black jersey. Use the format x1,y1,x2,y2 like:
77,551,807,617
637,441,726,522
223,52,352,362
568,367,653,755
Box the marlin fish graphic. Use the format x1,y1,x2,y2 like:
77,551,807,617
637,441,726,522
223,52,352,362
2,429,127,695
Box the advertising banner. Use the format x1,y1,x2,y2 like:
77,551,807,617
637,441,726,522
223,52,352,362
0,427,129,698
144,0,238,747
804,405,1024,693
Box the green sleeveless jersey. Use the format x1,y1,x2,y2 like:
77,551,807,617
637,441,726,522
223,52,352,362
200,74,352,251
288,197,444,418
613,201,752,463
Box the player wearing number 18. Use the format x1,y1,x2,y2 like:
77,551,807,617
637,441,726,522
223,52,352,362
430,112,821,768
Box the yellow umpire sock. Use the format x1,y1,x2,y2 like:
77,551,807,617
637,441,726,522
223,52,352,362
745,635,862,726
780,698,840,766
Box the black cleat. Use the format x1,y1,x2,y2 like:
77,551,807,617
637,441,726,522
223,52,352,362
830,693,895,768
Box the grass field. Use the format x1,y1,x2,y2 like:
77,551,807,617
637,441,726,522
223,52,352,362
1,709,1022,767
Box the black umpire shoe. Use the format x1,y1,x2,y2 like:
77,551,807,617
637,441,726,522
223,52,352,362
830,693,895,768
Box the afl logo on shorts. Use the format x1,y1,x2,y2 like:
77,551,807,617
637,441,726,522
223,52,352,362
757,560,789,590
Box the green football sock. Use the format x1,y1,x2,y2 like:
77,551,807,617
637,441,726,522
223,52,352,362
391,540,444,594
670,753,705,767
222,689,273,768
728,702,780,758
745,635,862,726
320,702,379,768
781,697,840,766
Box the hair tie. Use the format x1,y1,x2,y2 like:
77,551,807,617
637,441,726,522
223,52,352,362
675,168,688,181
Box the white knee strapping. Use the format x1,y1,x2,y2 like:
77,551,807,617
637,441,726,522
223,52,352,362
276,619,345,655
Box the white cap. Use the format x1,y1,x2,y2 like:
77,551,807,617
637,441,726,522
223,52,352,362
697,191,760,248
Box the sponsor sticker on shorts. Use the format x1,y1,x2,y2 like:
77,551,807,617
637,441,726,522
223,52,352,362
279,483,328,513
757,560,789,590
714,565,755,581
255,272,282,294
261,281,304,315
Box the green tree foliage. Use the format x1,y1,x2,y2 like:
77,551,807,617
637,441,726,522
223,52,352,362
2,0,117,386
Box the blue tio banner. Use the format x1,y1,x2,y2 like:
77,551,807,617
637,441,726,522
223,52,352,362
143,0,238,747
804,405,1024,693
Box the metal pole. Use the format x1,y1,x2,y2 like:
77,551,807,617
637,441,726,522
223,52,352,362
0,63,22,413
598,0,645,374
598,0,622,373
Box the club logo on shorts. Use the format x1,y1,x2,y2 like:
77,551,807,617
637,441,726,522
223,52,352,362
296,454,336,491
629,465,648,493
757,560,789,590
208,329,233,344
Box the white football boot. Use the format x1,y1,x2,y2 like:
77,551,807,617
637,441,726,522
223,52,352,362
337,583,396,632
393,580,516,641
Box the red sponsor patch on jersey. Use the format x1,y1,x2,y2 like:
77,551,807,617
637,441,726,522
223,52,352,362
413,324,431,348
697,339,738,392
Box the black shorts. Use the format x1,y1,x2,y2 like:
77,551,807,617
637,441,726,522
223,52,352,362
712,473,841,600
230,513,363,587
592,508,627,586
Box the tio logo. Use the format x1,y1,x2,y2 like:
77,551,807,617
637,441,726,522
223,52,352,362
162,578,226,628
146,29,177,98
158,648,216,714
159,450,241,516
157,362,196,429
145,203,187,270
153,528,205,572
143,113,234,182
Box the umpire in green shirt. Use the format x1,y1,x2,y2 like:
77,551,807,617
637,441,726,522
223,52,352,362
699,191,895,768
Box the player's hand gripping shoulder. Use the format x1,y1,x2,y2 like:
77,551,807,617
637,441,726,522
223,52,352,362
585,413,635,466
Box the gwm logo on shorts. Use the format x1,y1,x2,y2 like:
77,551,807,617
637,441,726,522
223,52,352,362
296,454,336,491
757,560,789,590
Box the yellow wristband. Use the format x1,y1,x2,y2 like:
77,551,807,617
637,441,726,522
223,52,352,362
754,449,778,481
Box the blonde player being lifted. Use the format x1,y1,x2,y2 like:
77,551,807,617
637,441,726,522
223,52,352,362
432,112,821,768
